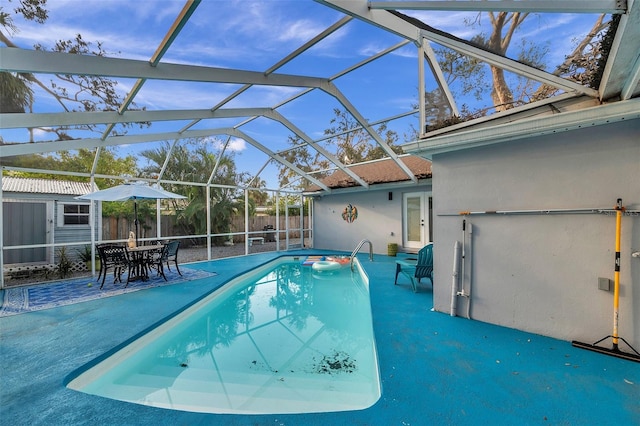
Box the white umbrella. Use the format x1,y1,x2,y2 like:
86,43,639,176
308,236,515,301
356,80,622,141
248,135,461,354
76,181,186,244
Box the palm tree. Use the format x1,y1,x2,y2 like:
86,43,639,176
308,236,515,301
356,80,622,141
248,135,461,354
140,139,247,244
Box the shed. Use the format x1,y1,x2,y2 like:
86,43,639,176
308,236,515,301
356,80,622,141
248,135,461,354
2,176,100,265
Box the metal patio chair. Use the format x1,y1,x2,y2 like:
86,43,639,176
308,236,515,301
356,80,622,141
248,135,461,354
164,240,182,276
146,244,170,281
96,244,134,289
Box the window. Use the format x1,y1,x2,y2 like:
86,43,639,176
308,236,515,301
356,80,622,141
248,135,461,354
60,203,90,226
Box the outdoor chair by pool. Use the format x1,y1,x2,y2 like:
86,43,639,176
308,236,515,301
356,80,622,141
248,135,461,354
96,244,134,289
95,243,109,284
164,240,181,276
146,244,168,281
394,243,433,292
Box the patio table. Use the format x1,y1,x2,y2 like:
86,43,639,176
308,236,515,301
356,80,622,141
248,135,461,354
127,244,164,281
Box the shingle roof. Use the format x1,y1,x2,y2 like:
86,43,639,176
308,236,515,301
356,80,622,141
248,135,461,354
2,176,95,196
306,155,432,193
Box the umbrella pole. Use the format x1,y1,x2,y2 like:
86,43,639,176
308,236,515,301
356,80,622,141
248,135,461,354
134,201,139,246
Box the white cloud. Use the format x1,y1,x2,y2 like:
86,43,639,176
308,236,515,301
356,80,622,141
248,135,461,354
278,18,328,44
227,137,247,152
205,136,246,153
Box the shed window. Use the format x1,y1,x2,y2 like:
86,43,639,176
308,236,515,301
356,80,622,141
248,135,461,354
61,203,90,225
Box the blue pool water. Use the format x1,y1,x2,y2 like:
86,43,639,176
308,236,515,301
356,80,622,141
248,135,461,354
66,256,381,414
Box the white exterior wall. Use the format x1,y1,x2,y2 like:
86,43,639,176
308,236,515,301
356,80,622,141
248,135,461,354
432,119,640,347
312,185,431,254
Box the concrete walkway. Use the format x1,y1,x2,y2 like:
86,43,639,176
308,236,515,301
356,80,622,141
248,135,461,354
1,251,638,425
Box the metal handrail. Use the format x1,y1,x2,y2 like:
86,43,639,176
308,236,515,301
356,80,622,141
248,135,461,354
350,239,373,270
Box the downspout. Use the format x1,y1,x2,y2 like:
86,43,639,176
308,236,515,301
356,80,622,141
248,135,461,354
454,219,472,318
460,219,466,300
450,240,460,316
460,222,473,319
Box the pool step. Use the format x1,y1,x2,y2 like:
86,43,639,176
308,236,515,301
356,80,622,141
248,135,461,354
96,365,377,413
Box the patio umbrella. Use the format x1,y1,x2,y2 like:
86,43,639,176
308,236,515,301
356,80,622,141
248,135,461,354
76,182,186,245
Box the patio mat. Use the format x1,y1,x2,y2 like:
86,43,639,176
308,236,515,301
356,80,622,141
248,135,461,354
0,267,217,317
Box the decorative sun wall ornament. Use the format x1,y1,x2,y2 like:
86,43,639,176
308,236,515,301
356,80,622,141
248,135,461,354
342,204,358,223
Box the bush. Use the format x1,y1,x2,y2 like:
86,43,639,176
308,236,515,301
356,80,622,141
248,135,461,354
76,245,96,262
56,247,73,279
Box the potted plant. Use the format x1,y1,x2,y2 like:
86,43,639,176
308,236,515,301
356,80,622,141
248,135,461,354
76,245,100,271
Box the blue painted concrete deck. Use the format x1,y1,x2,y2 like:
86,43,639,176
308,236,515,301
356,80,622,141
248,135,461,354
1,251,638,425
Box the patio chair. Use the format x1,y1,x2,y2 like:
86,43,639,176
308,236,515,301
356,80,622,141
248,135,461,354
394,243,433,292
164,240,182,276
96,243,124,284
147,244,171,281
96,244,134,289
95,243,109,284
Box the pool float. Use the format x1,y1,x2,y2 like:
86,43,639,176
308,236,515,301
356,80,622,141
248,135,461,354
311,260,341,272
302,255,325,266
326,256,350,265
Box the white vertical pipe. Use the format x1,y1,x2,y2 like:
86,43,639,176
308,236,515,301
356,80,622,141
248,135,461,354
451,240,460,316
275,191,280,251
418,39,426,137
244,188,249,255
285,196,290,249
89,176,96,275
460,219,466,296
466,223,473,319
206,185,211,260
156,198,161,240
299,194,304,247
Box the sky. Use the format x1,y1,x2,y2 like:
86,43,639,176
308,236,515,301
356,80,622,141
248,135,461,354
1,0,604,190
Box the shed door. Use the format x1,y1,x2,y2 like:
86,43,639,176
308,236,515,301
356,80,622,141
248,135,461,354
3,202,48,263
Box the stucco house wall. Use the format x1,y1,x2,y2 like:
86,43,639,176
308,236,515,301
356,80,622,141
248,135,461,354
312,185,432,255
431,119,639,348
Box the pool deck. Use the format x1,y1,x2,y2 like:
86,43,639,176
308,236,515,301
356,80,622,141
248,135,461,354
1,251,638,425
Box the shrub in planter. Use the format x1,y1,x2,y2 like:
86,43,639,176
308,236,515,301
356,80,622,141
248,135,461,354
76,245,101,271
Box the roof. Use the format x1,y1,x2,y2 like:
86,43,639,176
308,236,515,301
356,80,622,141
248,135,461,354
1,176,96,196
305,155,431,194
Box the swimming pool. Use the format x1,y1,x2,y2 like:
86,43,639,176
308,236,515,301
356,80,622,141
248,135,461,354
66,256,381,414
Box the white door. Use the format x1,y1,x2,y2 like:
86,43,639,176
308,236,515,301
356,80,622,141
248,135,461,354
402,192,431,250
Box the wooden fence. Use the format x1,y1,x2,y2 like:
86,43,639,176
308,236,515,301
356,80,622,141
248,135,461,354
102,215,307,245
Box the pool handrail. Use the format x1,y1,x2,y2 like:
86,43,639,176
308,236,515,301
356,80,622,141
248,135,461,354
350,239,373,270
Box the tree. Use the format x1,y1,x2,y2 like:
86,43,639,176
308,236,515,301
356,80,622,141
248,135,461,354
3,148,137,185
0,71,33,113
423,12,612,129
532,14,611,100
3,148,139,222
278,108,402,188
0,0,145,140
483,11,530,111
245,176,269,207
139,139,249,245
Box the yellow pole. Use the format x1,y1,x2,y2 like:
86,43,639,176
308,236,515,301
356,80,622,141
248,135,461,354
612,199,623,350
